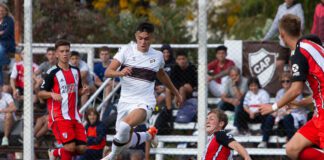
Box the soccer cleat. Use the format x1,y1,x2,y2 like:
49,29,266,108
1,137,8,146
147,126,158,148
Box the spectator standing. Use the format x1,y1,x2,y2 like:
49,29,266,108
0,3,15,86
311,0,324,42
208,45,235,97
263,0,304,45
10,51,38,102
0,84,16,146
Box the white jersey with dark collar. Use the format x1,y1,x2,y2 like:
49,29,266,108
114,42,165,106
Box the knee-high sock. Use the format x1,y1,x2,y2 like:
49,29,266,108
129,132,150,148
299,147,324,160
53,148,74,160
110,121,132,155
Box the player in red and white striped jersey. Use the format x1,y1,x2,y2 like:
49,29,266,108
203,109,251,160
260,14,324,160
39,40,89,160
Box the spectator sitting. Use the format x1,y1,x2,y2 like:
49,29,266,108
94,46,117,98
0,84,17,146
258,72,307,148
165,51,197,110
218,67,248,134
69,51,93,106
238,77,270,134
208,45,235,97
155,44,175,107
0,3,15,86
33,47,56,90
79,108,106,160
311,0,324,42
33,114,48,147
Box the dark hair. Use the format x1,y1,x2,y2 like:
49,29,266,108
176,50,188,58
215,45,227,53
99,46,110,53
71,51,80,57
85,108,100,124
47,47,55,52
55,39,71,50
300,34,322,46
208,109,228,129
247,77,261,89
161,44,173,55
136,22,154,33
279,14,301,37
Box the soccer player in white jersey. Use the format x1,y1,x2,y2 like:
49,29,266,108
101,22,183,160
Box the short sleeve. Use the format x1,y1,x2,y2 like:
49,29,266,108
290,47,309,82
114,47,126,64
215,130,235,148
79,61,89,72
243,91,251,107
261,90,270,103
10,64,17,79
40,72,54,92
3,93,13,104
160,53,165,69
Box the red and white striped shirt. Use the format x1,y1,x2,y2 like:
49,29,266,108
10,61,38,88
202,130,234,160
291,39,324,128
40,65,82,127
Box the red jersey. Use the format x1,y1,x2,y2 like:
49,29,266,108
202,130,234,160
208,59,235,83
10,61,38,88
291,39,324,128
40,65,82,127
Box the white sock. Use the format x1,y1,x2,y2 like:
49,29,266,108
110,121,132,155
129,132,150,148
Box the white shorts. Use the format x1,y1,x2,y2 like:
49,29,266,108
115,102,154,130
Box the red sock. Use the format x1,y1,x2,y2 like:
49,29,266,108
60,148,74,160
299,147,324,160
53,148,60,157
53,148,74,160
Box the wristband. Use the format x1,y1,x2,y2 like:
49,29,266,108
272,103,278,111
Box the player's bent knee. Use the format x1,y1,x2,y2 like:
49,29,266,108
63,143,77,153
286,142,299,159
76,145,87,154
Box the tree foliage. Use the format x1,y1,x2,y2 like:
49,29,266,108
32,0,193,44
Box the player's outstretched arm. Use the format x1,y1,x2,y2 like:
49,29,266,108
156,69,183,106
260,81,304,115
228,141,251,160
105,59,132,78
